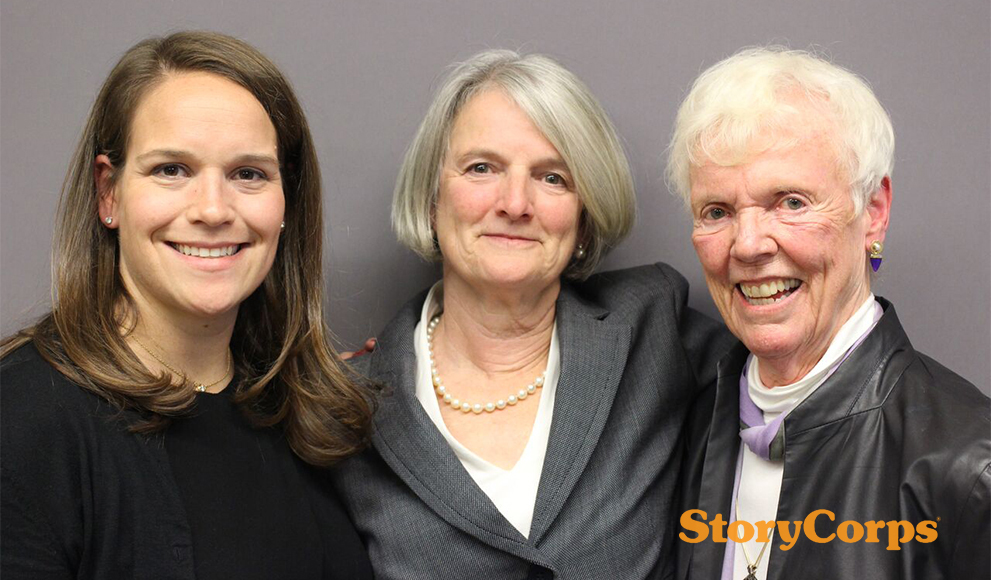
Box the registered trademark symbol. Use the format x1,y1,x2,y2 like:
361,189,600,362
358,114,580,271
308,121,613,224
937,517,941,521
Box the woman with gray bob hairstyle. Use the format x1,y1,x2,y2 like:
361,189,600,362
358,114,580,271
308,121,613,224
392,49,636,279
333,49,731,579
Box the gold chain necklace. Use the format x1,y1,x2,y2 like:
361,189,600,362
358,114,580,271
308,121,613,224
131,335,232,392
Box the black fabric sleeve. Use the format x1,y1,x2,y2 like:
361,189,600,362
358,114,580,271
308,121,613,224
1,470,74,580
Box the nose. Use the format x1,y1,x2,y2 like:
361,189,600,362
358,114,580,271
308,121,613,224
187,170,235,226
729,209,777,263
495,170,533,221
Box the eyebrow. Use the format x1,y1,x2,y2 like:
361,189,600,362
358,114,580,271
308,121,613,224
454,148,571,173
134,149,280,167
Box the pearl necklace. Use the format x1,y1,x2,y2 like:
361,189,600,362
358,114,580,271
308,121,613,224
426,314,546,415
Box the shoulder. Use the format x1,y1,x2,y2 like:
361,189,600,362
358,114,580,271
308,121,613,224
894,349,990,498
580,262,689,297
893,347,990,431
571,262,691,320
910,352,990,414
2,342,131,476
2,342,114,424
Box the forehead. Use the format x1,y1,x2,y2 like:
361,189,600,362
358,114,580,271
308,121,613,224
689,121,847,202
447,89,559,156
129,72,277,154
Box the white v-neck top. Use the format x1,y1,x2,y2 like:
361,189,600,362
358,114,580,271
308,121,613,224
413,283,561,538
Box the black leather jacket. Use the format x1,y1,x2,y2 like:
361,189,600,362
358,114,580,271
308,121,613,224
676,299,990,579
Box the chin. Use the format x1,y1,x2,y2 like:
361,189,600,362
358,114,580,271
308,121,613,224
736,327,801,361
178,290,246,320
479,264,543,287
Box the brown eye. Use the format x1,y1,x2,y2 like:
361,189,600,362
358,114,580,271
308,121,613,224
153,164,188,178
234,168,265,181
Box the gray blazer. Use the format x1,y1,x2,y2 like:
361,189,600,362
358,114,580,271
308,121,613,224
331,263,732,580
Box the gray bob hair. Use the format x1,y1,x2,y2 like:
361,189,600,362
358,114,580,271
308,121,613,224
392,49,636,280
666,46,894,214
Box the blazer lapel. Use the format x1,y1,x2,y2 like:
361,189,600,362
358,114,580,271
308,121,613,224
689,343,748,579
366,297,547,560
528,285,633,543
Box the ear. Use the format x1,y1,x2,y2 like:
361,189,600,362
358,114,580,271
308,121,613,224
864,176,892,246
95,154,118,229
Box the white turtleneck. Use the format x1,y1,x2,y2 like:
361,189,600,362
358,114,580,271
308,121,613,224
412,282,561,538
731,295,882,580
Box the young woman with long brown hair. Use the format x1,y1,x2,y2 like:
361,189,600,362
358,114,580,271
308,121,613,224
1,31,375,579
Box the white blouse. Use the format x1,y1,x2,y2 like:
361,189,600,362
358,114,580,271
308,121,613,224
413,282,561,538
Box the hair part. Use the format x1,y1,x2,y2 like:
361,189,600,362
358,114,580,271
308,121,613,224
1,31,375,467
392,49,636,280
666,46,895,214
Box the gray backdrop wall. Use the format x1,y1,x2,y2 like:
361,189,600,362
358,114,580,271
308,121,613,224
2,0,988,394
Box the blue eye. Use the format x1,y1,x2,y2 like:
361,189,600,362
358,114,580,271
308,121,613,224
543,173,567,187
783,197,805,210
706,207,727,220
469,163,490,174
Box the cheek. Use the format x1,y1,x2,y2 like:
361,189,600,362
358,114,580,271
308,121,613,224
244,192,286,239
691,233,730,279
118,198,176,241
437,184,493,232
780,221,851,273
538,197,581,238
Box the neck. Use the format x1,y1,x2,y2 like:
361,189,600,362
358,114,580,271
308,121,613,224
437,273,559,376
123,299,237,393
756,351,821,388
757,289,872,387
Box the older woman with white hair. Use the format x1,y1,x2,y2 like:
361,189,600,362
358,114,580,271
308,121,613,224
669,47,989,580
332,50,733,579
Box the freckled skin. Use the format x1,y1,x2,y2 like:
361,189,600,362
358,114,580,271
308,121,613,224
689,115,890,386
97,72,285,331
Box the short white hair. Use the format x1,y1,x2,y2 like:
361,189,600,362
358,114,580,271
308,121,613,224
666,46,894,214
392,49,636,280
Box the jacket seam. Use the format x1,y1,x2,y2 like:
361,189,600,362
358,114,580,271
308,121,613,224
948,460,991,561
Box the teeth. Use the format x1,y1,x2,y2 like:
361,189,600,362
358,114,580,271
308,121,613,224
739,278,801,300
174,244,240,258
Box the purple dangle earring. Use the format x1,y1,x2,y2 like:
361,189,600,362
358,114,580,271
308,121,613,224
869,240,884,272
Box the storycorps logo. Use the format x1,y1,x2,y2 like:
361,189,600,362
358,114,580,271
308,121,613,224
680,509,938,551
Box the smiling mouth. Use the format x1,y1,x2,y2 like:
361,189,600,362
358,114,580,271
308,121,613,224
168,242,243,258
738,278,802,306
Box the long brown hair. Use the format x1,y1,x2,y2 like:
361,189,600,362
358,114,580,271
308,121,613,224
1,31,375,466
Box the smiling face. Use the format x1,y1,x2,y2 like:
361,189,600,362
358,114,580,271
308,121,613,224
435,89,582,294
98,72,284,327
689,115,889,385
